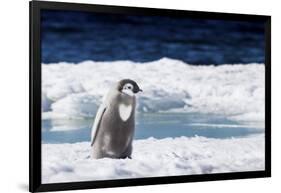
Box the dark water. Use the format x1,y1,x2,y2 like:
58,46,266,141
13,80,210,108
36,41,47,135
42,113,263,144
41,10,265,65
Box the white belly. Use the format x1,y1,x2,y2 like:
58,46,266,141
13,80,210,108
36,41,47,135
118,104,132,121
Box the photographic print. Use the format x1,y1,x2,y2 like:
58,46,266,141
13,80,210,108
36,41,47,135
40,8,266,184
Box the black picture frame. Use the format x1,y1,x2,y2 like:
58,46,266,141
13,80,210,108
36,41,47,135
29,1,271,192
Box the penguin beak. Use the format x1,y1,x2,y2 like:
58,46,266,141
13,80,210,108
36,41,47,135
139,88,143,92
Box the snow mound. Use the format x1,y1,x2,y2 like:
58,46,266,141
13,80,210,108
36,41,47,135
42,58,265,122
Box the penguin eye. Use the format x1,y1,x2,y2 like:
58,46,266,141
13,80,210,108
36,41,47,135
128,86,132,89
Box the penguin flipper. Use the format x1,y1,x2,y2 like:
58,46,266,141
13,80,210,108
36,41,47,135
90,104,106,146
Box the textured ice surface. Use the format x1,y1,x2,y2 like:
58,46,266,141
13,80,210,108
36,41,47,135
42,134,264,183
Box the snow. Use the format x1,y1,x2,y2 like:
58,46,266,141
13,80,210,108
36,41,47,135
187,123,264,129
42,134,265,183
42,58,265,123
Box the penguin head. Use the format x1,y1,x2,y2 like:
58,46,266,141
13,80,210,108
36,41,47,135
117,79,142,96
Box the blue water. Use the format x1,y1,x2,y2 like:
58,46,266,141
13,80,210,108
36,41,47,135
42,113,263,144
41,10,265,65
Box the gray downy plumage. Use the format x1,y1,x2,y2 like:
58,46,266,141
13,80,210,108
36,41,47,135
90,79,142,159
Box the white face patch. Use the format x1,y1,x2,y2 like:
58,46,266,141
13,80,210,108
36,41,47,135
121,83,134,96
119,103,132,121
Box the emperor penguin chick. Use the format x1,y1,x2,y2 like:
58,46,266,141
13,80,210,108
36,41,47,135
91,79,142,159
